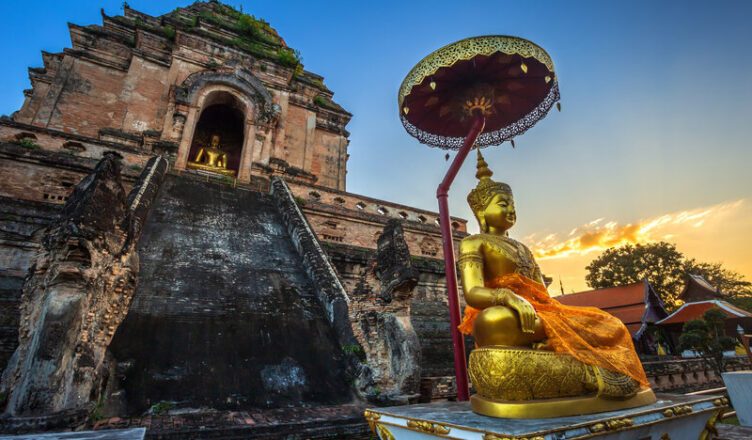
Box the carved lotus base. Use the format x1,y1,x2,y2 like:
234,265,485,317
468,346,656,418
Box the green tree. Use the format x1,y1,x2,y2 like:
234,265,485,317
676,308,736,377
585,242,686,308
585,241,752,310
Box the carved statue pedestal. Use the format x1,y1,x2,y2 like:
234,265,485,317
365,394,727,440
468,347,656,418
186,162,237,177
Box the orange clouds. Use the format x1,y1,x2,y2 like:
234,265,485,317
527,200,745,260
527,199,751,294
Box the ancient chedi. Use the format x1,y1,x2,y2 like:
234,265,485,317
0,1,468,434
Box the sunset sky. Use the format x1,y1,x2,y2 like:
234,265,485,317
1,1,750,293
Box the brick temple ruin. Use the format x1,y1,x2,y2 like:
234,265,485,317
2,2,740,437
0,1,470,436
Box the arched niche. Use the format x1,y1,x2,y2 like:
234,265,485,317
187,92,246,175
175,84,259,182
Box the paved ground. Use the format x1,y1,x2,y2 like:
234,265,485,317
92,404,371,439
716,424,752,439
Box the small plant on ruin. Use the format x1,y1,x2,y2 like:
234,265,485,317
677,308,736,377
276,48,302,69
10,138,40,149
341,344,366,361
294,196,306,206
150,401,174,415
162,25,176,41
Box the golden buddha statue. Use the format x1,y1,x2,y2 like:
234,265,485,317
458,150,656,418
187,134,236,177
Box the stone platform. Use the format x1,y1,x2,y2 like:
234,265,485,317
90,404,371,439
365,393,727,440
0,428,145,439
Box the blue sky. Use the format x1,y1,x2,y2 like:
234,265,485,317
1,0,750,290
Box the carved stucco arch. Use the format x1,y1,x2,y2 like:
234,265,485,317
174,69,277,183
174,68,273,114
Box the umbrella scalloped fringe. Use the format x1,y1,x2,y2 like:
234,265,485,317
401,81,560,150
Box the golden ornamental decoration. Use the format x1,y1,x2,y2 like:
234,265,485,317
398,35,555,107
468,347,598,401
364,410,381,434
467,149,513,214
406,419,450,435
375,423,395,440
699,408,723,440
483,435,543,440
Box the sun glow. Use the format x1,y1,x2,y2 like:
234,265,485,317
526,200,745,260
526,199,752,294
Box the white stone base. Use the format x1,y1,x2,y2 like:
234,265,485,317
723,370,752,427
366,393,725,440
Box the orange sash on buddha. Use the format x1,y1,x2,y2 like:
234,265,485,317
458,273,649,387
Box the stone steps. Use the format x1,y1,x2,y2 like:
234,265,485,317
108,176,354,415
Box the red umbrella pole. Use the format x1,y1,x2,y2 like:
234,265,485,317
436,113,486,401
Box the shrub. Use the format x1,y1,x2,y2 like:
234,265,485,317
677,308,736,376
10,138,40,149
162,25,176,40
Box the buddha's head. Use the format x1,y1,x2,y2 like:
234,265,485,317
210,134,221,148
467,149,515,234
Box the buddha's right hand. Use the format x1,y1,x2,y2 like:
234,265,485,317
495,288,537,334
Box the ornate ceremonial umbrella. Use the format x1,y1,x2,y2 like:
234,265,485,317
398,35,559,401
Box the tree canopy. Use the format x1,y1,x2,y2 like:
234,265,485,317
585,242,752,310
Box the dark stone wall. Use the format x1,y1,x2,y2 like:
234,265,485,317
0,197,60,371
109,176,354,414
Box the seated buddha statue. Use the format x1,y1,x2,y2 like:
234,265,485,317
457,150,655,418
187,134,236,177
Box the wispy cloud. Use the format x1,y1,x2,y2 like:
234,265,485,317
526,200,746,260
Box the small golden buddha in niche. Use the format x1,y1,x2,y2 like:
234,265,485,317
458,149,655,418
186,134,236,177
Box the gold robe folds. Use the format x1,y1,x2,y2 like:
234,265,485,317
459,273,649,387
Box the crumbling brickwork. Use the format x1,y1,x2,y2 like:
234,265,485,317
0,154,168,433
6,2,351,189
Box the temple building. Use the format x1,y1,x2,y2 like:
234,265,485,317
0,2,468,433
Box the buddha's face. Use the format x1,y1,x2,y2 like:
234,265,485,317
210,135,220,148
481,192,516,233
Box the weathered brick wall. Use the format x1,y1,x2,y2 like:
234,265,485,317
8,2,352,192
325,243,468,380
0,142,142,204
0,123,163,170
286,180,467,259
644,357,752,394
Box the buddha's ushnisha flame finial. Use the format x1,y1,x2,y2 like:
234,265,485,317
475,147,493,180
467,147,512,214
